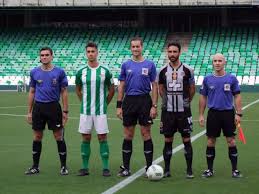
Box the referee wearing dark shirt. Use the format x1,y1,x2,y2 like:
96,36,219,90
25,47,69,175
199,53,243,178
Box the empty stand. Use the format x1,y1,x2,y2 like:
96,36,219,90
0,27,168,82
0,27,258,85
181,27,259,84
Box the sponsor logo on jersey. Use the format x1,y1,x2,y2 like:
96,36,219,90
172,71,178,80
209,85,215,90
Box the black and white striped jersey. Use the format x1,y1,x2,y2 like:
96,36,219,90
157,63,195,112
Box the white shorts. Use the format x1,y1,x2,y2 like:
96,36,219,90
78,114,109,135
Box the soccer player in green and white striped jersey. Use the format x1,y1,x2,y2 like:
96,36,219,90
75,42,115,177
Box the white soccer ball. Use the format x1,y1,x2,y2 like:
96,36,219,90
146,164,164,181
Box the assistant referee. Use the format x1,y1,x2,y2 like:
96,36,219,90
199,53,243,178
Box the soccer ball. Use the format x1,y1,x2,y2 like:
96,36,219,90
146,164,164,181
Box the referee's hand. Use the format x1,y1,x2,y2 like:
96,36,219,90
235,114,241,125
27,112,32,125
150,107,157,119
117,108,123,120
62,112,68,126
199,115,205,127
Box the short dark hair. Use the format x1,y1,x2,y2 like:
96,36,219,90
167,42,181,52
86,41,98,49
130,37,143,46
40,47,53,55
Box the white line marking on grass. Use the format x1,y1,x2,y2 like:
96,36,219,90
102,130,206,194
101,98,259,194
0,106,27,109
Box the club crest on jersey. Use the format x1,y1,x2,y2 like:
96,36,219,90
127,69,132,73
142,68,149,75
52,78,57,85
224,84,231,91
37,80,43,84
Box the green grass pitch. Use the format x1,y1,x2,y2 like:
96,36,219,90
0,92,258,194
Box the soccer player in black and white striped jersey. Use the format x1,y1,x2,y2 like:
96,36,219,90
157,42,195,179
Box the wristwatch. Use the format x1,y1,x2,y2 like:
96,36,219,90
152,104,157,108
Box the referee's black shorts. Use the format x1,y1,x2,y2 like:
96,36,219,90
32,101,63,131
206,108,236,138
122,94,153,127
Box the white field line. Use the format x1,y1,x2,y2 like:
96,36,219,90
101,99,259,194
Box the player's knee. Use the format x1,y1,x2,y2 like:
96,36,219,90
98,134,107,141
207,138,216,147
54,134,63,141
141,128,151,140
33,132,43,141
164,135,173,142
53,129,64,141
227,137,236,147
142,132,151,141
124,131,134,140
182,137,191,143
82,134,91,142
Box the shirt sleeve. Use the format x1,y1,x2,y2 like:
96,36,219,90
119,62,126,81
156,68,161,83
75,69,82,86
105,69,114,87
60,69,68,88
231,76,241,95
189,68,195,85
150,62,157,82
199,77,208,96
29,70,36,88
158,68,165,85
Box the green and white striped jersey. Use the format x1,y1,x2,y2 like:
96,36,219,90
75,65,114,115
